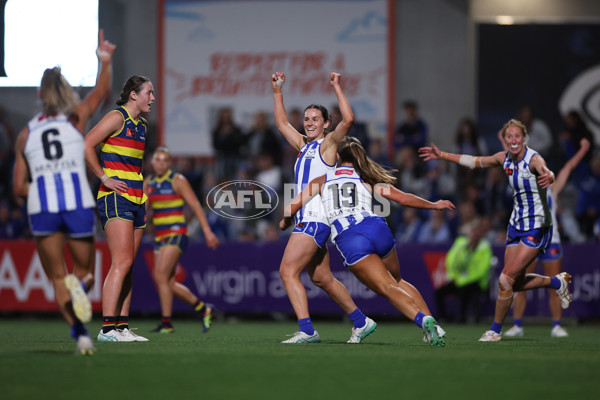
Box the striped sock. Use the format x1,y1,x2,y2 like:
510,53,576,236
116,316,129,331
102,316,117,333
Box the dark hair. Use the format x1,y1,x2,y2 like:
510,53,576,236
116,75,151,106
338,137,397,186
304,104,330,133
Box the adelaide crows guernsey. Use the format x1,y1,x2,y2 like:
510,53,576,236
97,107,147,205
147,170,187,241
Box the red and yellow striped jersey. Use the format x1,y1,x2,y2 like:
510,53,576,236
147,170,187,241
97,107,147,205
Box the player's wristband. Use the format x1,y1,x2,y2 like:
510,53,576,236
100,174,110,183
273,88,282,94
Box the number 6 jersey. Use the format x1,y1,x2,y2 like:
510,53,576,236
24,112,96,214
320,166,377,240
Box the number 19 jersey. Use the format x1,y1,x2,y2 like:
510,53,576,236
321,166,376,240
24,112,95,215
293,139,335,225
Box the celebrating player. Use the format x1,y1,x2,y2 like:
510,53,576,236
281,137,454,346
419,119,572,342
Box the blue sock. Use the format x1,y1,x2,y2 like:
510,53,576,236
552,320,561,328
513,318,523,328
79,279,87,292
70,320,88,339
413,312,426,328
549,276,561,290
490,321,503,334
298,318,314,335
348,308,367,329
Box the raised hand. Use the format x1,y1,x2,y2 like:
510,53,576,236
96,29,116,62
272,72,285,89
330,72,341,86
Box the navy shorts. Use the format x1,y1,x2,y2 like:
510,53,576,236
29,208,95,238
97,192,146,230
154,234,189,254
537,243,562,262
292,221,331,248
506,225,552,253
334,217,395,267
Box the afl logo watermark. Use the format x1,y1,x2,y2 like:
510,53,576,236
207,180,279,220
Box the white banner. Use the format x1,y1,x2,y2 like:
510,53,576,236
161,0,390,155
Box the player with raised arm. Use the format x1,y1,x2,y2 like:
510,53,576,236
273,72,376,343
12,30,116,355
419,119,572,342
281,137,454,346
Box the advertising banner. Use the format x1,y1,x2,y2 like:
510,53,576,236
2,240,599,318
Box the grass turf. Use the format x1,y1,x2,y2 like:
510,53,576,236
0,318,598,400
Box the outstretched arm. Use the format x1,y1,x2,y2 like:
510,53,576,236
321,72,354,156
272,72,305,151
552,138,590,195
419,142,503,169
375,183,455,211
280,175,326,230
74,29,116,133
173,174,219,250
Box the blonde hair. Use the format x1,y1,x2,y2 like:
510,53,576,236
501,119,528,141
153,146,171,158
337,137,397,186
39,67,80,116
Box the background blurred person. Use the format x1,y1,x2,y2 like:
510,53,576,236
435,217,493,323
145,147,219,334
11,31,116,355
394,100,428,152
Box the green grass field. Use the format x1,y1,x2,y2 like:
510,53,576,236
1,318,598,400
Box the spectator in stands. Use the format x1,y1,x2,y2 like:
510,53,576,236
212,107,246,180
395,207,422,243
417,210,452,244
576,154,600,238
394,100,428,152
330,105,371,153
246,110,282,166
559,110,595,183
0,106,14,199
453,117,487,190
435,217,493,323
518,106,552,158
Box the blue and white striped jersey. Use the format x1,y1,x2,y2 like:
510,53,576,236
503,147,551,231
24,112,95,214
293,138,335,224
320,166,377,240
